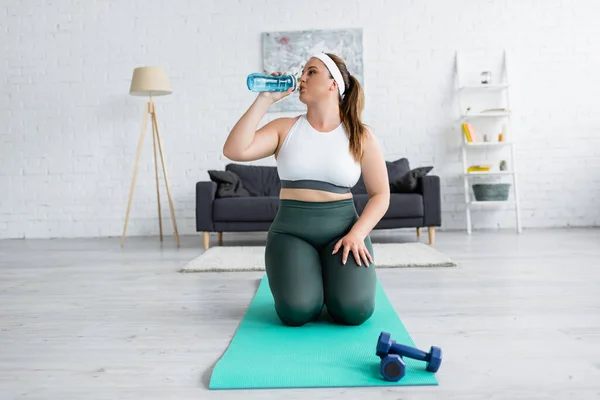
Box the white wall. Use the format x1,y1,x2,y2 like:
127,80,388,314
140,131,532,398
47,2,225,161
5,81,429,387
1,0,599,239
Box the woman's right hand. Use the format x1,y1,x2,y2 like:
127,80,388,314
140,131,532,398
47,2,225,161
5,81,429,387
258,72,295,103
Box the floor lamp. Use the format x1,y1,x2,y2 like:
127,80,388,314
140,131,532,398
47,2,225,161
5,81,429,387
121,66,180,247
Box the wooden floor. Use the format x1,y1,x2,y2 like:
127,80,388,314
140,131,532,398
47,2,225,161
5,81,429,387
1,228,599,399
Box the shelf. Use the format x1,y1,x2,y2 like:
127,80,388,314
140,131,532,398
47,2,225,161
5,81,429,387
461,111,511,119
468,200,515,206
464,171,514,176
463,141,512,148
459,84,510,91
456,49,522,234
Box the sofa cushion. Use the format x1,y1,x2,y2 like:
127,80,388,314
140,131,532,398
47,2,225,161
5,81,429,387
353,193,424,218
351,158,411,195
213,196,280,222
225,163,281,197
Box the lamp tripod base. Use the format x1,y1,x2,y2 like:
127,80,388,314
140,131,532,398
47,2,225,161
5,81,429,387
121,100,180,247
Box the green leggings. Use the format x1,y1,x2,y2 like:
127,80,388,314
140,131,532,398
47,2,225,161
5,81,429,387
265,198,377,327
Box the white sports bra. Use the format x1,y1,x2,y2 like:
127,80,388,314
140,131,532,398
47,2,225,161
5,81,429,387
276,114,362,194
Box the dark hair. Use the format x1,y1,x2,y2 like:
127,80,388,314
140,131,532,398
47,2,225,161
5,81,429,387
326,53,369,162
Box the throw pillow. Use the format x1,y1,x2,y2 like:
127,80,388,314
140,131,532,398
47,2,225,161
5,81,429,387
352,158,411,195
386,158,411,182
225,163,281,197
390,166,433,193
207,170,250,198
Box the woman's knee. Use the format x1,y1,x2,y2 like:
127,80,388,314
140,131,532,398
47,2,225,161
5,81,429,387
326,297,375,326
275,297,323,326
320,237,376,326
264,231,324,326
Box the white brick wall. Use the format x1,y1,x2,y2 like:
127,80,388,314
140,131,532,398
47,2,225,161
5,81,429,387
1,0,599,239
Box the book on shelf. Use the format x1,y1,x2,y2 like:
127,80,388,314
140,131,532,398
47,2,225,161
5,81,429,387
462,123,476,142
467,164,492,172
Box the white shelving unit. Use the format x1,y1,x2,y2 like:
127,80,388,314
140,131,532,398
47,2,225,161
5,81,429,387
455,50,522,234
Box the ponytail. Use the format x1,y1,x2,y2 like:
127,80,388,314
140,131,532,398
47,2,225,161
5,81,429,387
326,53,369,163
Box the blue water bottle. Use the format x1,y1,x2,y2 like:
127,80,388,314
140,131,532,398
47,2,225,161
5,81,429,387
247,73,298,92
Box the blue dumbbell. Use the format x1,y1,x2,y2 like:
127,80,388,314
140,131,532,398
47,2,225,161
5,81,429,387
377,331,442,373
380,354,406,382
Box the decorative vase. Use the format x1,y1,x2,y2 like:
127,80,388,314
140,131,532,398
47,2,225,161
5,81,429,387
481,71,492,84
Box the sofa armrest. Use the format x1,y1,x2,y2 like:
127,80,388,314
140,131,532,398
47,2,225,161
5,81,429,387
416,175,441,227
196,181,217,232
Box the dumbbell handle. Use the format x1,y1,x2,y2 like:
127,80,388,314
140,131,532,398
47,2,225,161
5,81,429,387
389,342,431,362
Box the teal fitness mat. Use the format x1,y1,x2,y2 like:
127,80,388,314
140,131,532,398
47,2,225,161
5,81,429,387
209,275,439,389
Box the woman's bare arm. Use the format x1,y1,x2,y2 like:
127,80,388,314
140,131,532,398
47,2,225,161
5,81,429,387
223,73,293,162
349,128,390,240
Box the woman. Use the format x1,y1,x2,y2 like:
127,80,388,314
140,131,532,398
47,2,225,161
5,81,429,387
223,53,390,326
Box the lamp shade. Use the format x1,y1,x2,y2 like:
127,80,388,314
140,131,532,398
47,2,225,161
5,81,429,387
129,66,172,96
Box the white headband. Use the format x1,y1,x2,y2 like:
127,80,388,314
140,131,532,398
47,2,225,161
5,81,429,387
311,53,346,97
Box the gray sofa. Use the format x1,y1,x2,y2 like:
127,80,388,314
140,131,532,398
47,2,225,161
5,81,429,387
196,158,441,249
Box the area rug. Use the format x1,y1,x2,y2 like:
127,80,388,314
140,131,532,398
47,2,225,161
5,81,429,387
180,242,456,272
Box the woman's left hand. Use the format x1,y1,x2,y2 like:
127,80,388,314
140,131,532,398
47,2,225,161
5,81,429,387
332,231,373,267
